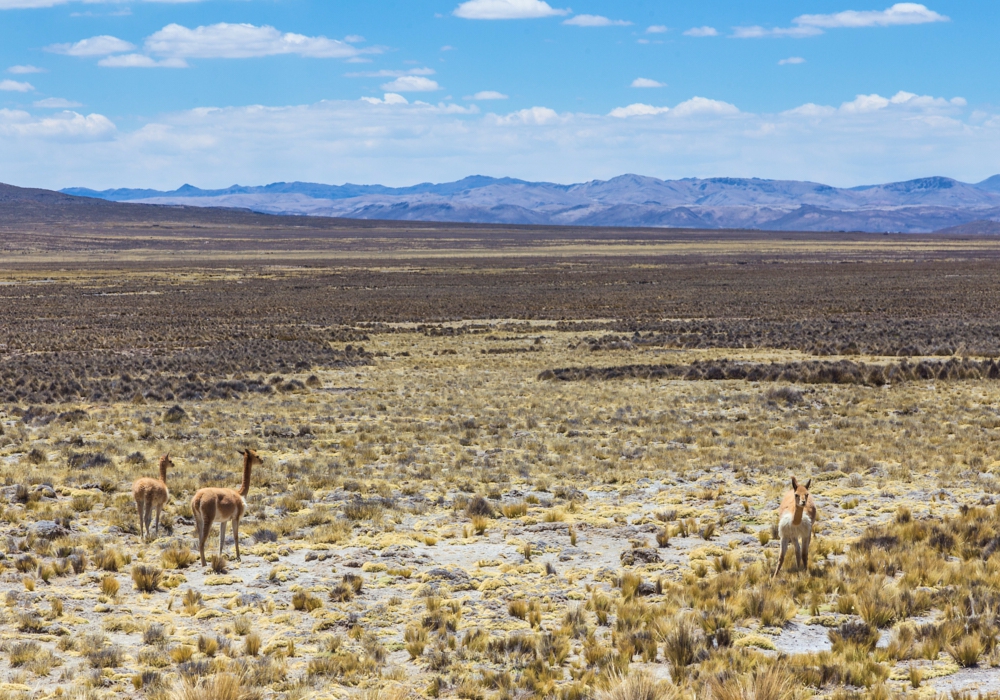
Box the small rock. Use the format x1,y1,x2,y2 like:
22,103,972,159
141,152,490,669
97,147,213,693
636,582,658,597
34,485,57,499
619,548,662,566
29,520,69,539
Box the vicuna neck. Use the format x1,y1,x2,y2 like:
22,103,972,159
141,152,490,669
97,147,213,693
792,504,805,526
159,459,168,484
239,454,253,497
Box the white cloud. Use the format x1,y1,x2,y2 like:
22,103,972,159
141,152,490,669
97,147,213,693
610,103,669,118
344,35,365,43
631,78,665,88
646,25,667,34
454,0,567,20
0,109,114,140
47,35,136,56
467,90,508,100
683,26,718,37
838,90,965,114
563,14,632,27
144,23,364,59
671,97,740,117
7,65,46,74
0,79,33,92
492,106,560,125
0,89,992,192
98,54,187,68
380,76,440,92
346,67,434,78
778,57,805,65
360,93,409,105
732,25,822,38
795,3,948,28
736,3,947,40
34,97,82,108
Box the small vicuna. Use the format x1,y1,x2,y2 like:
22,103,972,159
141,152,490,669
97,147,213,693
191,449,261,566
772,476,817,578
132,454,172,541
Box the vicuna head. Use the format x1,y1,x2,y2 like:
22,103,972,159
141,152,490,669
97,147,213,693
159,454,174,469
239,449,262,465
790,477,811,509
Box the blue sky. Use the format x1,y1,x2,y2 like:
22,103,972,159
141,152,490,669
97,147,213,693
0,0,997,189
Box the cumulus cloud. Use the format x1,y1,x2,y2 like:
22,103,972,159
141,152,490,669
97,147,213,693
778,57,805,65
47,35,136,56
0,88,992,192
466,91,508,100
671,97,740,117
454,0,568,20
98,54,187,68
646,25,667,33
563,14,632,27
631,78,665,88
683,26,718,37
610,103,669,118
492,106,560,125
34,98,83,108
144,23,364,59
795,3,948,28
0,109,114,140
736,3,947,39
380,76,440,92
360,93,409,105
7,65,46,74
0,79,34,91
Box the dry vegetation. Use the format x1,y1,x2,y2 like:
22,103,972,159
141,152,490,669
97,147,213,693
4,229,1000,699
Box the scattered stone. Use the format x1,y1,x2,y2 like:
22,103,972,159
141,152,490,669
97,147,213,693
619,548,661,566
29,520,69,539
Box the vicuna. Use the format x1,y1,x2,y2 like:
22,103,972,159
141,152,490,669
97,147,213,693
772,476,817,578
191,449,261,566
132,454,172,541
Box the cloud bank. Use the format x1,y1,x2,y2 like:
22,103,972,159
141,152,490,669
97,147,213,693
453,0,568,20
0,90,995,191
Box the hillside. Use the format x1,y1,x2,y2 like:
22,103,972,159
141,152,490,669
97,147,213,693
63,173,1000,233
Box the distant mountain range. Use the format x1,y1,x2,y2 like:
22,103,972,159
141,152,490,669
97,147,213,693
63,174,1000,233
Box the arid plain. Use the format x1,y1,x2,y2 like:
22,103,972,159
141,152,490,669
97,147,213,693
4,211,1000,700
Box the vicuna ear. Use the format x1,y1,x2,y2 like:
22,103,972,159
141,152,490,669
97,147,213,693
805,479,812,490
238,449,246,456
791,476,798,490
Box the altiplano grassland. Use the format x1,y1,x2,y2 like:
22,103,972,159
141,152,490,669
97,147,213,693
3,236,1000,700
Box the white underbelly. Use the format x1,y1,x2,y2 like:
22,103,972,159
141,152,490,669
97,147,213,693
778,513,813,540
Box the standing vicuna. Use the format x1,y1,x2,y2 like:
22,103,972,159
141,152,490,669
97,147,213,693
772,476,817,578
132,454,172,541
191,449,261,566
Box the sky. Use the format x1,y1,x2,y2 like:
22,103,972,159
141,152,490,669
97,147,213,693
0,0,998,190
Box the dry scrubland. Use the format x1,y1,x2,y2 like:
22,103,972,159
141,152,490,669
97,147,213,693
5,232,1000,700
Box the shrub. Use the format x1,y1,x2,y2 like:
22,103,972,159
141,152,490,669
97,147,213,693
162,543,198,569
131,564,163,592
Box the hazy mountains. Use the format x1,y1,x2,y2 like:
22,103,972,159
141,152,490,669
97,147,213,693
64,174,1000,233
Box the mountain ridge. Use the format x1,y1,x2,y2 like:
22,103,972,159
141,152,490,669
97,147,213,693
59,173,1000,233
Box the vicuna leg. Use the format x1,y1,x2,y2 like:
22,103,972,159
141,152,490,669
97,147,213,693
136,499,145,540
773,536,789,579
802,533,811,571
143,497,154,541
233,516,241,562
793,538,803,570
219,521,227,560
154,505,162,539
197,505,215,567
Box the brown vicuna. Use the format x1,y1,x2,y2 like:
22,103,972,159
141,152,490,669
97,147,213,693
132,454,172,541
191,449,261,566
772,476,817,578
